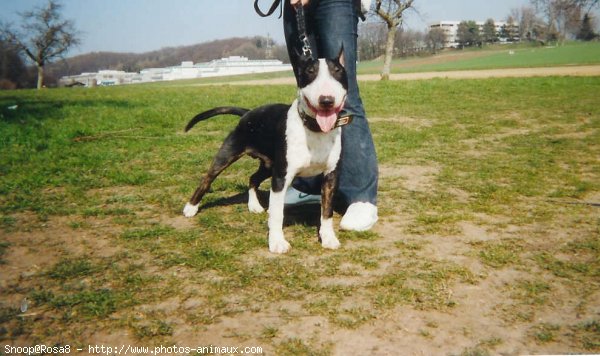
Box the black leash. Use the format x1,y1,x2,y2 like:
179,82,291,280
294,4,314,60
254,0,282,18
253,0,314,59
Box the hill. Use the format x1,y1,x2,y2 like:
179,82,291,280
45,36,289,84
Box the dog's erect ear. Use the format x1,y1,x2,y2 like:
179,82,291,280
336,45,346,68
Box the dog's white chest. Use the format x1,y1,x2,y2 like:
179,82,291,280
286,103,342,178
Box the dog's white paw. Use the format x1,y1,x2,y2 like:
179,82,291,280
320,231,341,250
269,231,291,254
248,189,265,213
319,218,340,249
321,236,341,250
248,201,265,213
270,239,291,254
248,197,264,214
183,202,199,217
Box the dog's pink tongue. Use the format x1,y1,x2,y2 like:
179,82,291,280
316,111,337,133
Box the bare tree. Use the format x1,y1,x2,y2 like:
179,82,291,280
0,40,28,89
511,6,541,41
563,5,584,37
530,0,593,41
504,16,520,42
425,27,446,54
0,0,80,89
358,22,387,60
576,0,600,14
374,0,415,80
394,29,424,57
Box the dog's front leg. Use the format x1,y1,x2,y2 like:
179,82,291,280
320,169,341,249
268,174,291,254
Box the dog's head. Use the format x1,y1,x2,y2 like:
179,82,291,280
295,48,348,133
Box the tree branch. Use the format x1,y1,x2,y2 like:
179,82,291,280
2,0,80,88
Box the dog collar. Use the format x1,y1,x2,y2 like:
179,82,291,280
297,107,353,132
335,115,353,127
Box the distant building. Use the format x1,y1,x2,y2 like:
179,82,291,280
60,56,292,87
429,20,520,48
198,56,293,78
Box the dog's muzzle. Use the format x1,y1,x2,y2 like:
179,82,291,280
298,107,354,131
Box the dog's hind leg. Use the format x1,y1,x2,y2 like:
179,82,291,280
247,161,271,213
183,133,244,218
319,170,341,249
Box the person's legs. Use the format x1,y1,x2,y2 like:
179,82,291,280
284,0,378,230
311,0,378,209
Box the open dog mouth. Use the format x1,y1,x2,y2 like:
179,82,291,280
303,96,345,133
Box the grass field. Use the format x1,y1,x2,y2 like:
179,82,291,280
148,42,600,86
1,73,599,354
357,41,600,75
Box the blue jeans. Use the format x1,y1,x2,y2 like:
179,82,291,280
284,0,378,206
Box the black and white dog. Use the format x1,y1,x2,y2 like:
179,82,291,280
182,50,348,254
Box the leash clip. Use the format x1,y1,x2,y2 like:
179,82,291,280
300,35,313,58
295,4,314,60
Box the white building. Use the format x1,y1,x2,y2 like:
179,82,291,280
60,56,292,87
60,70,136,87
429,20,519,48
196,56,293,78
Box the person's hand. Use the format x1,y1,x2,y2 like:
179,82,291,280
290,0,310,6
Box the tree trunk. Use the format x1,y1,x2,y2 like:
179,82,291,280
36,64,44,89
381,25,396,81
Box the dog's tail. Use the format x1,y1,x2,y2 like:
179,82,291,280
184,106,250,132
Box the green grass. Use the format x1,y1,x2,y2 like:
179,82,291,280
531,323,561,344
276,338,332,356
31,255,157,320
0,73,599,352
358,41,600,74
475,239,523,268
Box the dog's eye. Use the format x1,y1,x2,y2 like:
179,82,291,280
306,67,316,74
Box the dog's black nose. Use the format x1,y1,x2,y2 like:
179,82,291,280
318,95,335,109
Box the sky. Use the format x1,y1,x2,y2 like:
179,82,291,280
1,0,533,56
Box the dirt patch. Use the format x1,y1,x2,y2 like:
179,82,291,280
461,127,532,158
360,65,600,81
2,200,598,354
379,164,440,192
369,116,434,128
1,214,122,284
